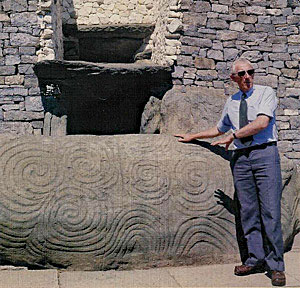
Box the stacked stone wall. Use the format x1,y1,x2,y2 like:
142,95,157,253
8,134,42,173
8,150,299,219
61,0,182,65
172,0,300,164
0,0,43,135
151,0,183,65
62,0,157,26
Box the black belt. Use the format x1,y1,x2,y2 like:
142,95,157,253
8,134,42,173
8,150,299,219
235,141,277,154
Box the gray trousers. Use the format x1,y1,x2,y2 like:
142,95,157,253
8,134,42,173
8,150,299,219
231,143,284,271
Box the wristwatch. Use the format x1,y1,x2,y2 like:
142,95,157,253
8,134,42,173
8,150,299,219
233,132,237,139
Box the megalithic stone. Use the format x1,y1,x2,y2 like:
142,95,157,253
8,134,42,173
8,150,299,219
0,134,298,270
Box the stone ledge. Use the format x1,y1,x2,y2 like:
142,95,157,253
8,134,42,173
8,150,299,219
63,24,155,39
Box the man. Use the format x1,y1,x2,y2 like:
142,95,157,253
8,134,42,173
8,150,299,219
175,58,286,286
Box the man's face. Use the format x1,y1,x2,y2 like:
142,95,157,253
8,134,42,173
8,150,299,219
230,62,254,92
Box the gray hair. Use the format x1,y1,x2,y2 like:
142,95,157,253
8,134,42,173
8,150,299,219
231,58,253,74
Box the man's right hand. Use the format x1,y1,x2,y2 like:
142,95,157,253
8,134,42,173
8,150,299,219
174,134,195,142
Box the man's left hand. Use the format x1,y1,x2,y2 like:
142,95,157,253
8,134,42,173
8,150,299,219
211,134,234,151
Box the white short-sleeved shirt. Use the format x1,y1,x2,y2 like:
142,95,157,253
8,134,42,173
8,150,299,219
217,84,278,150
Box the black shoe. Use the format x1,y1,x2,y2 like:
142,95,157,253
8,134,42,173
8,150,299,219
271,271,286,286
234,264,265,276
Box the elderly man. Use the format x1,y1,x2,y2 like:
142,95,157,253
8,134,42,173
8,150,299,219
175,58,285,286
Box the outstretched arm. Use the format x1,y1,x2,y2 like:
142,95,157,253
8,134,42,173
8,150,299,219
211,115,270,150
174,126,224,142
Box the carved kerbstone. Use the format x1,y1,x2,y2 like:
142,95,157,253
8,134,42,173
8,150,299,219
0,134,298,270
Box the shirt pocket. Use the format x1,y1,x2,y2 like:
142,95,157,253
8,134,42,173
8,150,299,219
247,104,258,122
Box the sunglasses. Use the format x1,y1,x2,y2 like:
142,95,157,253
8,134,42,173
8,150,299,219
234,69,255,77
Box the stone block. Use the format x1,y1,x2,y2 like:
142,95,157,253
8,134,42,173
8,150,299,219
184,67,197,79
275,25,298,36
4,111,44,121
278,141,293,152
25,96,44,112
196,70,218,81
177,55,194,67
282,7,293,16
266,8,282,15
290,116,300,129
207,50,224,61
219,0,233,4
0,66,15,75
24,75,39,88
10,33,39,47
182,78,194,85
254,75,278,88
273,61,285,68
207,19,229,29
0,33,9,40
287,15,300,24
269,53,291,61
246,6,266,15
21,55,38,64
5,55,20,65
167,19,182,33
3,47,18,55
50,115,67,136
279,130,300,140
183,13,207,26
1,104,20,111
272,43,288,53
229,21,245,31
256,24,276,33
238,32,267,42
237,15,258,23
0,13,10,22
272,16,287,24
284,88,300,97
286,61,299,68
212,4,229,13
140,96,161,134
4,75,24,85
281,68,298,78
216,31,238,41
18,64,34,75
240,51,263,62
31,121,44,129
288,35,300,44
180,46,200,56
192,1,211,13
270,0,288,8
288,45,300,53
277,121,290,130
258,16,271,23
194,57,215,69
12,87,28,96
10,12,38,27
219,14,237,21
0,132,297,270
182,37,212,48
223,48,239,61
172,66,185,79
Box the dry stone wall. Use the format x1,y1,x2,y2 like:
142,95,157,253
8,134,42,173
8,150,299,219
0,0,43,135
171,0,300,164
61,0,182,65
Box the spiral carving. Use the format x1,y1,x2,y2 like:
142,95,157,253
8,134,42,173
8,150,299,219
124,160,171,204
172,217,237,256
62,141,119,190
103,205,168,260
0,138,63,222
174,158,233,215
27,187,107,255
